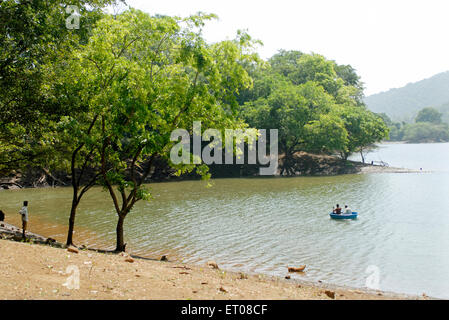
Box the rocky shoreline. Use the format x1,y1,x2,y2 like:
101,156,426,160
0,221,62,247
0,225,428,300
0,152,423,190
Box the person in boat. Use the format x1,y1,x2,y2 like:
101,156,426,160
344,205,352,215
333,204,342,214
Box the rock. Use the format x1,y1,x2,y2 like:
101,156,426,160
207,261,219,269
351,290,363,294
125,257,134,263
46,238,56,244
201,282,208,285
172,266,192,270
67,246,79,254
160,255,168,262
219,286,227,293
288,265,306,273
239,273,248,280
324,290,335,299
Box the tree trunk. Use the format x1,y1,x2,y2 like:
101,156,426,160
66,200,78,246
282,153,295,176
115,214,126,252
65,115,99,247
360,149,365,164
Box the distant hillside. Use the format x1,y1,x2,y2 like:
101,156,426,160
364,71,449,122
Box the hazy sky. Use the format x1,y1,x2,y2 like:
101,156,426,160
124,0,449,96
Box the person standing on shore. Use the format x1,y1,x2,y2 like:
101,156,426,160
19,201,28,239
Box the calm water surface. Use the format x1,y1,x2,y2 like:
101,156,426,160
1,143,449,298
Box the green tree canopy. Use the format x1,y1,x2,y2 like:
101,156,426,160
0,0,119,175
402,122,449,143
336,106,389,161
415,107,443,124
55,8,260,251
239,50,387,173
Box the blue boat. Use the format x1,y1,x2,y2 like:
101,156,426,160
329,212,358,220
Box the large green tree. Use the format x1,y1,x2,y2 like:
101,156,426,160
239,50,382,174
243,80,349,175
337,106,389,162
0,0,119,175
61,9,258,251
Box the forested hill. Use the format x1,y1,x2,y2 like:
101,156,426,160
364,71,449,122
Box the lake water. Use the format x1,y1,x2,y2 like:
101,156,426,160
1,142,449,298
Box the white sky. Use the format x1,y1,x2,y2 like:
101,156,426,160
124,0,449,96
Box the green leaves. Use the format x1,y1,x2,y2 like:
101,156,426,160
336,106,389,158
239,50,388,167
304,114,348,154
53,8,259,220
0,0,120,174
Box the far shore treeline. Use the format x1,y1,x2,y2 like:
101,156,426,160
0,1,389,251
379,107,449,143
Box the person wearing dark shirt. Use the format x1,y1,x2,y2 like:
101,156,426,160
333,204,342,214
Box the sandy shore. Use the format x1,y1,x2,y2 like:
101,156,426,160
359,165,428,174
0,236,426,300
